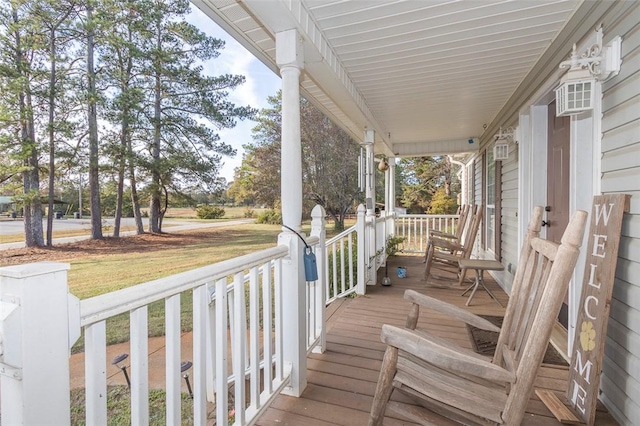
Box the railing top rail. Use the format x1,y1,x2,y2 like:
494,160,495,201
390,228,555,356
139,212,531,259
397,214,458,219
325,225,357,245
80,244,288,327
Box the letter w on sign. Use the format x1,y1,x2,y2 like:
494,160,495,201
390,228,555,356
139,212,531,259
537,194,630,425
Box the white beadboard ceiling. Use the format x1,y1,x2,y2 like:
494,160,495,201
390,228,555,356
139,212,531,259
193,0,582,156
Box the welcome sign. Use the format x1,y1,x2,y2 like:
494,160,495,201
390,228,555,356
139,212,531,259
539,194,630,423
566,194,630,425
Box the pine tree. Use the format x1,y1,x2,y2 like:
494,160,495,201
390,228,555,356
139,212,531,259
139,0,254,233
0,0,45,246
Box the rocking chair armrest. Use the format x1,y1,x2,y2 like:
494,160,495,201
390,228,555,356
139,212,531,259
429,237,463,251
429,230,458,239
380,324,515,384
404,290,500,332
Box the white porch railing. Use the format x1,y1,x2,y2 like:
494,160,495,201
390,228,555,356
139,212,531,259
81,244,292,426
0,203,402,425
324,225,357,304
395,214,460,254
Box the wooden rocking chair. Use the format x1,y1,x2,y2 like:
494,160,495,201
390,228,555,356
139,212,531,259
369,207,588,426
424,205,483,286
428,204,472,244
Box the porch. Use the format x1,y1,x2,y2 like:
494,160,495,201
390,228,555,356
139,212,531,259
0,210,618,425
260,254,619,426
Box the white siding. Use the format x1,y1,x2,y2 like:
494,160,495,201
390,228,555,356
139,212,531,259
498,143,519,292
473,155,483,255
474,155,483,206
600,4,640,425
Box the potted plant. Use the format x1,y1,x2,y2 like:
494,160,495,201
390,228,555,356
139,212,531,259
381,235,406,286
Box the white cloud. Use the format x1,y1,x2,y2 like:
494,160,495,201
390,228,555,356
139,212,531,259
187,6,281,182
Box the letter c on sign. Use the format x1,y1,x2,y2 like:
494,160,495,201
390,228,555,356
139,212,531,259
585,295,598,320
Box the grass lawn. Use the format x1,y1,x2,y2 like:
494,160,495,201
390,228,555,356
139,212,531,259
70,386,210,425
163,205,267,219
66,223,282,352
68,224,280,298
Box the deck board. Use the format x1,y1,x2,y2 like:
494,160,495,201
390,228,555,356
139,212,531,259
256,254,619,425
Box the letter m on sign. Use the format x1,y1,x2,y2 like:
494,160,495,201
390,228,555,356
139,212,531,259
566,194,630,425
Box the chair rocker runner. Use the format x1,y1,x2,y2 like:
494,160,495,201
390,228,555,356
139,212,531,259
424,205,483,286
369,207,588,426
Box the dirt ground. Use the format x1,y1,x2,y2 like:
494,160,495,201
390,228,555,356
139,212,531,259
0,231,223,267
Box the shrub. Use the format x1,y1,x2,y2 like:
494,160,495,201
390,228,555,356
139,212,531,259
243,207,255,218
256,209,282,224
196,205,225,219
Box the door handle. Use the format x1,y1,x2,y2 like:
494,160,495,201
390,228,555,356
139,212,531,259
545,206,551,212
542,220,550,227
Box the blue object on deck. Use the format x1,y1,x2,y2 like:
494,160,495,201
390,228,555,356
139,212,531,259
397,267,407,278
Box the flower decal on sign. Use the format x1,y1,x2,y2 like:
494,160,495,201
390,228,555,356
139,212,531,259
580,321,596,352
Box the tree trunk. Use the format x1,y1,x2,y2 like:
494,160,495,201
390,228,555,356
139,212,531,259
113,147,125,237
13,5,43,247
149,21,162,233
127,135,144,234
46,27,57,246
113,93,129,237
86,1,103,239
24,91,44,247
444,157,452,196
158,182,168,232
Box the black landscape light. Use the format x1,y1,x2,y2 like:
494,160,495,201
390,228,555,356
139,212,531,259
112,353,131,388
181,360,193,398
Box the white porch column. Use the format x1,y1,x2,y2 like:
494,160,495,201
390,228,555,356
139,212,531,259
276,29,307,397
0,262,79,426
388,157,397,235
384,164,390,215
278,29,304,231
364,130,377,286
364,130,375,216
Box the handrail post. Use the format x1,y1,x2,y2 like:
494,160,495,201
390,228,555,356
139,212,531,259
278,230,307,397
0,262,78,425
356,204,367,295
311,205,326,353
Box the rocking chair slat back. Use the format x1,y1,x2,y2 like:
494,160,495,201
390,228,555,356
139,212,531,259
494,206,543,365
502,210,587,424
454,204,471,241
461,205,482,256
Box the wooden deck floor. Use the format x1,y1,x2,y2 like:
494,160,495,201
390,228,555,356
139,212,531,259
256,254,619,425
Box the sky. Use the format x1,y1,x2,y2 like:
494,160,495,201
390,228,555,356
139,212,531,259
186,6,282,182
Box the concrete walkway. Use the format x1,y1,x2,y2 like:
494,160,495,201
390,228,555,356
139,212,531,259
70,332,197,391
0,218,255,250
